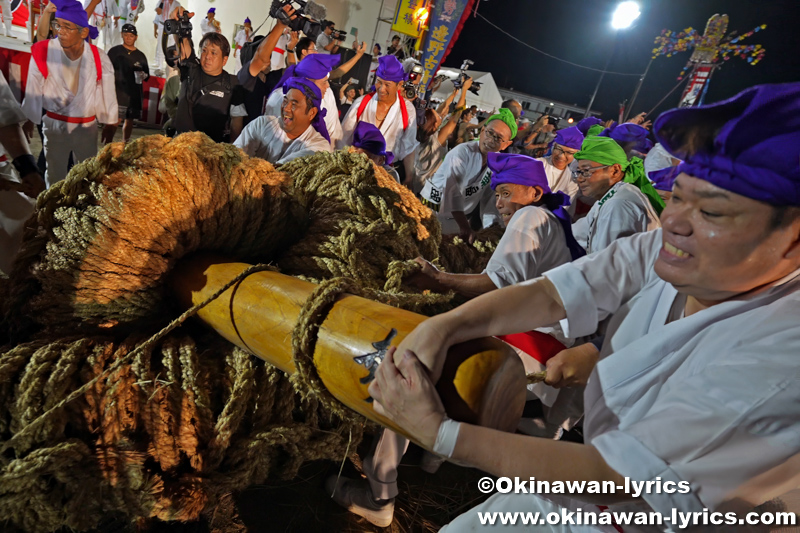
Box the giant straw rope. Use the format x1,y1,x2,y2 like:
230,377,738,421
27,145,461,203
0,133,499,532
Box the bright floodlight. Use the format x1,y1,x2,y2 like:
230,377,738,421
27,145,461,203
611,1,640,30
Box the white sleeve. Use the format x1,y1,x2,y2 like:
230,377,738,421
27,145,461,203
337,95,363,150
391,100,419,161
232,119,263,157
229,103,248,117
591,196,651,253
0,72,26,128
21,56,45,125
543,229,661,338
484,209,548,288
593,320,800,515
97,52,119,125
423,147,466,213
479,185,499,228
263,90,282,118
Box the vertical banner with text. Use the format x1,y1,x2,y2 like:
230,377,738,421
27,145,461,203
419,0,477,88
679,64,715,107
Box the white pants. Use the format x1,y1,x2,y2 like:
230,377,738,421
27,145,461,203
42,116,99,187
153,24,165,70
1,0,13,35
0,164,35,275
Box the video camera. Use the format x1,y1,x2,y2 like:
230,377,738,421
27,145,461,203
329,26,347,41
452,59,481,95
403,63,424,99
269,0,329,41
163,11,192,38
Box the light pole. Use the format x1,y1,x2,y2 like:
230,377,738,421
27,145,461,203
584,1,641,118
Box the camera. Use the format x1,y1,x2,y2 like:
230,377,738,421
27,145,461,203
163,11,192,38
403,63,424,99
452,59,481,95
269,0,329,40
331,27,347,40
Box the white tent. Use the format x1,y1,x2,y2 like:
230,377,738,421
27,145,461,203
429,68,504,113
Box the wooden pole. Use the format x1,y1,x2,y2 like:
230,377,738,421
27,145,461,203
171,257,526,447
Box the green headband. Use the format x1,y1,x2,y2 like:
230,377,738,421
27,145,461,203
575,136,665,215
486,108,518,139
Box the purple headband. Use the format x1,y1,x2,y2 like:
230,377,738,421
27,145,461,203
353,122,394,165
576,116,603,136
376,55,405,83
654,82,800,206
489,153,585,260
599,122,649,144
550,126,584,151
282,77,330,143
648,166,679,192
273,53,341,93
53,0,99,39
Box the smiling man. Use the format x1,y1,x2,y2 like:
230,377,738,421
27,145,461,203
571,135,664,254
419,108,517,241
234,77,331,164
367,82,800,532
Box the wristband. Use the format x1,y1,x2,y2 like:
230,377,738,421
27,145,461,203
432,416,461,458
12,154,39,178
286,48,294,52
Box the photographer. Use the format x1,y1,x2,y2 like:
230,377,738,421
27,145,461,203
316,20,341,55
169,6,247,143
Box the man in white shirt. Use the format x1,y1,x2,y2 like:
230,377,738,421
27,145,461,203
570,135,663,254
419,108,516,241
315,20,339,55
21,0,117,187
411,153,583,298
535,126,584,217
264,53,343,147
339,55,418,183
369,82,800,532
200,7,221,35
234,76,331,165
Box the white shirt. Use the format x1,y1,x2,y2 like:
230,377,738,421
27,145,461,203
200,17,221,35
21,39,118,126
571,181,660,254
536,156,580,217
233,115,331,164
235,28,252,48
339,93,418,162
270,31,291,71
264,86,343,148
484,206,571,289
644,142,679,177
544,229,800,520
419,141,499,233
0,70,25,128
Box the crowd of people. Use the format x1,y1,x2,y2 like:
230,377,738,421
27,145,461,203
1,1,800,531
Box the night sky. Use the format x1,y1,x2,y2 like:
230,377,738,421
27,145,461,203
445,0,800,119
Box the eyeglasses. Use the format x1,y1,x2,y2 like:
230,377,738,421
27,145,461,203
51,21,81,32
483,129,508,145
572,164,612,180
553,145,578,158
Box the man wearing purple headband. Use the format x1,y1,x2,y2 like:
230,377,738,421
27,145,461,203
234,76,331,164
351,122,400,182
200,7,221,35
536,125,583,217
339,55,418,182
263,53,344,146
363,83,800,531
20,0,117,188
329,153,584,526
